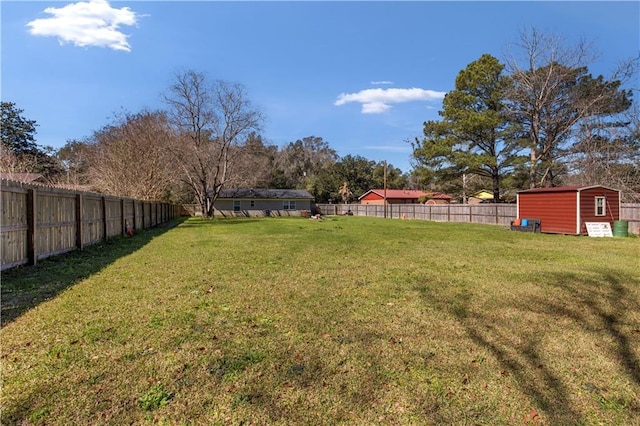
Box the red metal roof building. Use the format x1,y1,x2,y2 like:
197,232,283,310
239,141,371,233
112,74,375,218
517,185,621,235
358,189,452,205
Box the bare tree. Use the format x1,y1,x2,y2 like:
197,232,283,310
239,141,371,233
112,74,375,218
504,28,633,188
0,144,37,175
568,102,640,201
87,110,178,200
338,181,353,204
163,70,263,217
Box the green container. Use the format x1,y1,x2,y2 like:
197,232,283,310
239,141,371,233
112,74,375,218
612,220,629,237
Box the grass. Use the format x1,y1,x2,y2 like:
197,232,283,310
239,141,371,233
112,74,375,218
1,216,639,425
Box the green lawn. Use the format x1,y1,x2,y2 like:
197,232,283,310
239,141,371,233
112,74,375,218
1,216,639,425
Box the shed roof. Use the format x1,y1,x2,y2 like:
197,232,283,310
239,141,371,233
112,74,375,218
217,188,314,199
517,185,620,194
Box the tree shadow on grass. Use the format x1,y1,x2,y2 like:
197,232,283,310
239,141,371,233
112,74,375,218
177,217,267,227
1,218,188,327
531,270,640,388
416,267,640,424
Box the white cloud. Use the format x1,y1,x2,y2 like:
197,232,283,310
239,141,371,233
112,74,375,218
362,102,391,114
26,0,140,52
334,87,446,114
370,80,394,85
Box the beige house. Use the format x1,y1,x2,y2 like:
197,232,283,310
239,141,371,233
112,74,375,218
468,190,494,204
213,188,315,216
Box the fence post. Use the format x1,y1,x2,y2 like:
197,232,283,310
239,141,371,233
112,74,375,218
120,199,125,235
132,200,137,231
76,193,83,250
101,196,107,241
26,188,37,266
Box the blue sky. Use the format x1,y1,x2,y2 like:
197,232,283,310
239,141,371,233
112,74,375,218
2,1,638,173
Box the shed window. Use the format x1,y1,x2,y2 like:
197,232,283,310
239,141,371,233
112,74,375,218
250,200,255,208
595,196,605,216
283,200,296,210
233,200,241,212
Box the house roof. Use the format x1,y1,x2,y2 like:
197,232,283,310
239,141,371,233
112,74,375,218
217,188,314,199
472,190,494,199
358,189,452,200
0,172,45,183
517,185,620,194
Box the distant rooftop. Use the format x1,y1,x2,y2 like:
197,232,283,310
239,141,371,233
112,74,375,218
217,188,314,199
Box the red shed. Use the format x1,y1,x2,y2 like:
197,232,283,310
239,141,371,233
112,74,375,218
517,185,621,235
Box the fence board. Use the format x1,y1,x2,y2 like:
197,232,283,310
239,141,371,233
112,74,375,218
35,192,76,259
105,198,123,238
1,179,179,271
0,187,28,268
82,195,104,246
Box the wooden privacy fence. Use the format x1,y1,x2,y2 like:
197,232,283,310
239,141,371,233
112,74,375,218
317,203,518,226
316,202,640,235
620,203,640,236
1,180,180,271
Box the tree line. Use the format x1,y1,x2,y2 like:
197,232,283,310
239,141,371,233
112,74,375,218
2,29,639,216
412,29,639,203
1,71,408,218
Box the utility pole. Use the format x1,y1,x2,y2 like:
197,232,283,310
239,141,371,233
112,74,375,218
462,173,467,204
383,160,387,218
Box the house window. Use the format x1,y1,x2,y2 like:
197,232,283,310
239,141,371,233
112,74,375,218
595,196,605,216
233,200,241,212
283,200,296,210
250,200,255,208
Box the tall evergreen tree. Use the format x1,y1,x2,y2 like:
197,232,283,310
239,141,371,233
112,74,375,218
1,102,39,156
413,54,522,201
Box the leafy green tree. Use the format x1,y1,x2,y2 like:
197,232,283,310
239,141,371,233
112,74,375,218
1,101,63,179
229,132,278,188
372,161,408,191
1,102,39,156
273,136,338,189
310,155,408,203
413,54,522,201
